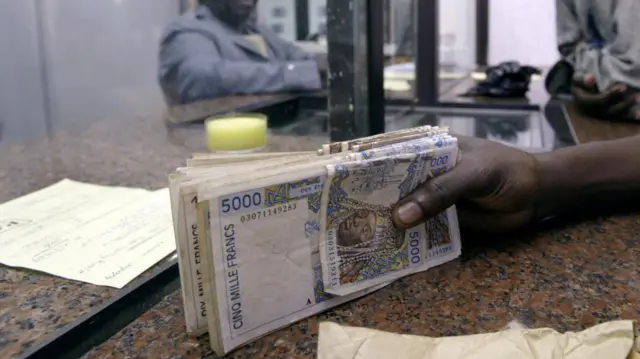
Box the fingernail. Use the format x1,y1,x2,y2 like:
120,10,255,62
395,201,423,225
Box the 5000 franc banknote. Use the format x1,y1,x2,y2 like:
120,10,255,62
197,162,388,353
169,152,320,335
319,137,461,296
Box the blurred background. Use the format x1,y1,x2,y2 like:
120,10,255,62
0,0,557,142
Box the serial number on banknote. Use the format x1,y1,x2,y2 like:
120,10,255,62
428,243,454,259
239,202,298,223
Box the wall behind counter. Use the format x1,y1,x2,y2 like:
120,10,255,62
489,0,559,67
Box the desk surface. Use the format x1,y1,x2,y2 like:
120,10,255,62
563,101,640,143
83,214,640,359
1,94,639,359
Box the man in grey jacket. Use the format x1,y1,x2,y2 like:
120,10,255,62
158,0,324,104
547,0,640,121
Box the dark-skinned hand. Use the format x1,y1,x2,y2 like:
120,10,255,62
572,73,639,121
391,136,540,233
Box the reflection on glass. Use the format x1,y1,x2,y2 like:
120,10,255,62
439,0,477,73
25,0,175,137
388,0,414,61
387,0,479,96
256,0,297,41
270,106,574,153
477,117,530,143
254,0,417,99
383,0,415,99
437,0,477,98
309,0,327,36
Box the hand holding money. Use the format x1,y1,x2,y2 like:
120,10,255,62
169,126,463,355
392,136,541,233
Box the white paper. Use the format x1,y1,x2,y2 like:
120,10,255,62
0,179,176,288
318,321,638,359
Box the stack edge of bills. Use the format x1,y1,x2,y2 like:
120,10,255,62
168,125,463,355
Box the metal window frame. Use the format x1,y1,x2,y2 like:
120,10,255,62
414,0,439,107
325,0,385,141
475,0,489,68
295,0,310,40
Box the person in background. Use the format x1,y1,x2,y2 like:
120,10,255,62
158,0,326,104
391,135,640,233
546,0,640,121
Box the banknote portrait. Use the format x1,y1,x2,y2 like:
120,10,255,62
329,197,406,285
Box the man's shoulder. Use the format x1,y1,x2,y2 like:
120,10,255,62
162,6,222,40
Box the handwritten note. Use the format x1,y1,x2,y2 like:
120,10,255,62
0,179,176,288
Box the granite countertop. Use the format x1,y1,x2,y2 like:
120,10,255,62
84,104,637,356
83,213,640,358
2,94,639,359
0,95,327,358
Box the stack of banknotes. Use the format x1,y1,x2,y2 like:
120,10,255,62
168,125,462,355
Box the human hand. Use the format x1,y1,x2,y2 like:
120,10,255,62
572,73,639,121
391,136,541,233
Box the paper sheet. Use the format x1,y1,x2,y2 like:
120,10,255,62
0,179,176,288
318,321,639,359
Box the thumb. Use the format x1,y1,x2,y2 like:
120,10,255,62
392,163,484,229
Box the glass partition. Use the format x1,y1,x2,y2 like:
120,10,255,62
1,0,180,142
438,0,477,90
384,0,416,100
271,105,575,153
256,0,299,41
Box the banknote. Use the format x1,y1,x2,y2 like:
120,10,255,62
317,126,446,155
318,142,461,296
349,134,457,161
350,129,450,152
351,136,463,270
200,164,390,353
171,152,327,334
172,152,352,334
187,151,315,167
316,125,449,155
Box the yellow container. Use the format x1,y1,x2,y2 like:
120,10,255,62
205,113,268,153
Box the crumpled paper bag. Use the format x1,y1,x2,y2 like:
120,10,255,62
318,320,639,359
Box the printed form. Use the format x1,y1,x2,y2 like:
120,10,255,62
0,179,176,288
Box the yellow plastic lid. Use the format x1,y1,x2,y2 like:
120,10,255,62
205,113,267,152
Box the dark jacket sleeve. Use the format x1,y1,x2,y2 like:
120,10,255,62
158,30,321,104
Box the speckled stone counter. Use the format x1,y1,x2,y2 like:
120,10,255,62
81,215,640,358
0,96,328,358
2,95,639,359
